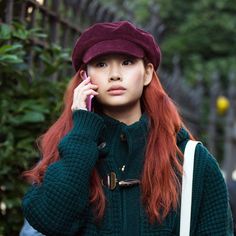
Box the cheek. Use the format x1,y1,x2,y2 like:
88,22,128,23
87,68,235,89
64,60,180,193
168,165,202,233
91,78,106,94
130,73,146,96
129,71,145,87
136,85,145,97
92,77,103,87
88,69,106,87
128,80,144,97
88,68,99,81
90,74,102,86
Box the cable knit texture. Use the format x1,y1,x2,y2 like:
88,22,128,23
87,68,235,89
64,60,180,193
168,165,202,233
22,110,233,235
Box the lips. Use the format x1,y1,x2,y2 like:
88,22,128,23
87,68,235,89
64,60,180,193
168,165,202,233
107,85,126,95
107,85,126,91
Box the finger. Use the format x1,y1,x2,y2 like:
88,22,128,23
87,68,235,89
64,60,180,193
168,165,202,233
81,76,91,83
77,76,91,87
88,83,98,89
73,89,98,103
83,89,99,96
82,83,98,91
74,79,93,92
75,84,98,94
72,90,97,110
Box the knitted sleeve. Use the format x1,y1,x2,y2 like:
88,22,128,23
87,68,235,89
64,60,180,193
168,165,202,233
22,110,105,236
195,148,233,235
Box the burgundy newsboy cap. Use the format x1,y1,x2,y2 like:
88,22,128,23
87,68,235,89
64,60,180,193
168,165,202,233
72,21,161,71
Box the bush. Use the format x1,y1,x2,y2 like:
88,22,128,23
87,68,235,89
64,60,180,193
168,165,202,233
0,22,71,235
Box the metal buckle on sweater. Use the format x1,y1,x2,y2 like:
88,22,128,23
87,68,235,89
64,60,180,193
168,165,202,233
101,172,140,190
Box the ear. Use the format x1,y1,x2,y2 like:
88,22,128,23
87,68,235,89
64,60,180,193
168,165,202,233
79,69,86,79
143,63,154,86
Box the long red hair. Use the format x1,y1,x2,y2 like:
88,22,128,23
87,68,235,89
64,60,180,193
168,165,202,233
23,70,185,224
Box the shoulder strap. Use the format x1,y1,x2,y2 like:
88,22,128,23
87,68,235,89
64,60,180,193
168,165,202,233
180,140,201,236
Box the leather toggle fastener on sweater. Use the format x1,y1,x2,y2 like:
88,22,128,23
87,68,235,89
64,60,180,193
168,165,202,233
101,172,140,190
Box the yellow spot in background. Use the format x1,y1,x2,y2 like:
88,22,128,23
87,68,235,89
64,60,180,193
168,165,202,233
216,96,230,115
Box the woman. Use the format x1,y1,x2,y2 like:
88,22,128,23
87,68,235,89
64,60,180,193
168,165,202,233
22,21,233,235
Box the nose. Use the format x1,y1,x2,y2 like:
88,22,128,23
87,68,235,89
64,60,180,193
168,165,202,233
108,65,122,82
110,75,121,81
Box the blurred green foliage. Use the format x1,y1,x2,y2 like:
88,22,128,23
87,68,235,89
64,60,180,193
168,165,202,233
158,0,236,82
101,0,236,84
0,22,71,235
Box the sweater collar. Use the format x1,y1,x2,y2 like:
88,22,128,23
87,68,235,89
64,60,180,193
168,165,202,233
99,112,149,131
100,112,150,155
99,112,190,146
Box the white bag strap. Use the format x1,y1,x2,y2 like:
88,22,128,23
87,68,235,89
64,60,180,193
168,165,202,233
180,140,201,236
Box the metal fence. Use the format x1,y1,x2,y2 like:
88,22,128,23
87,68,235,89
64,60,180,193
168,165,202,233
1,0,123,45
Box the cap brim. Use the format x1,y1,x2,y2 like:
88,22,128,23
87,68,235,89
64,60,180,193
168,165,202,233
82,39,144,64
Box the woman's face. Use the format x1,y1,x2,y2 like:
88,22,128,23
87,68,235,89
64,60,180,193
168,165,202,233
86,54,153,111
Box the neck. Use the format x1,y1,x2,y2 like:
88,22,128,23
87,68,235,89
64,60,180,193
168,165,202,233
102,103,142,125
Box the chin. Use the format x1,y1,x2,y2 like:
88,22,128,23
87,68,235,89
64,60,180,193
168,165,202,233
103,101,140,110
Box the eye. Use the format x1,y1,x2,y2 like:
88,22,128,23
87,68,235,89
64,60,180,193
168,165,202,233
122,58,135,65
95,62,106,67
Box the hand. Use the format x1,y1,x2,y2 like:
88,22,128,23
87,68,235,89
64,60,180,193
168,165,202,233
71,76,98,111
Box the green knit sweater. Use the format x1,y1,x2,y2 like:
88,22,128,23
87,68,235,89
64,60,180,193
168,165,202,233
22,110,233,235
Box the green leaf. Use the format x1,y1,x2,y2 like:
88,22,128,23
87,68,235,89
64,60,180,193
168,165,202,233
0,55,23,64
0,44,23,54
0,23,11,40
12,29,29,40
17,100,50,114
16,138,34,150
20,111,46,123
9,112,45,125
